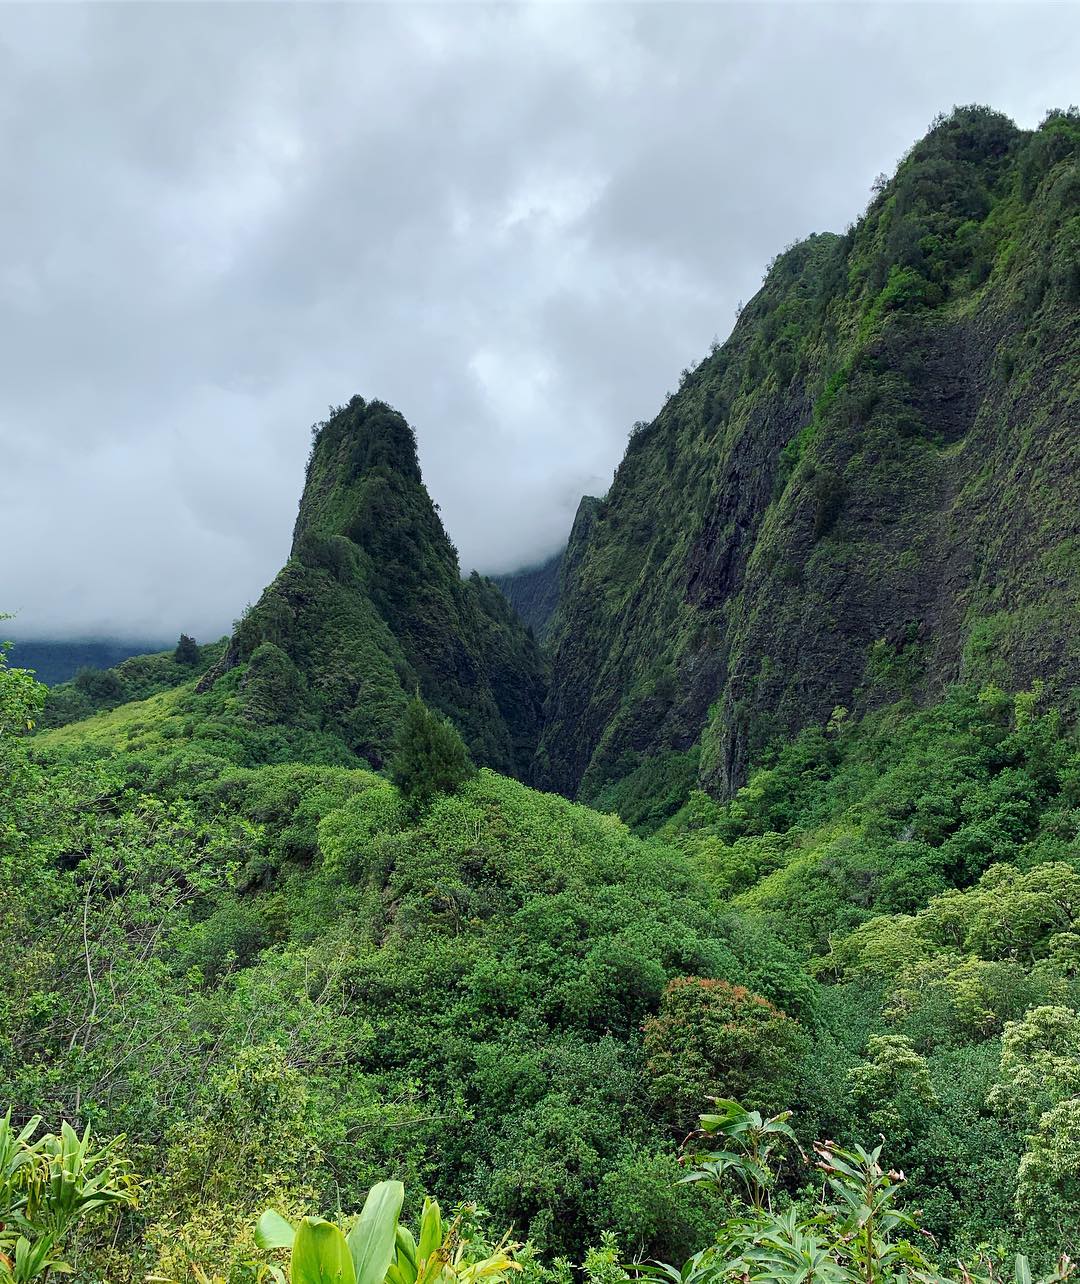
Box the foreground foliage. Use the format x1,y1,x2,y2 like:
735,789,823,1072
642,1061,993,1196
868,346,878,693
6,626,1080,1277
643,1101,1075,1284
0,1111,135,1282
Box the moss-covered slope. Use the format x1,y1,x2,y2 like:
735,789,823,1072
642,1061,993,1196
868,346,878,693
492,549,564,644
539,106,1080,802
193,397,547,774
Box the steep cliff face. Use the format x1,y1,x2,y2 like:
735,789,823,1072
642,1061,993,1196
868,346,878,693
201,397,547,774
539,106,1080,803
492,550,564,643
492,497,605,646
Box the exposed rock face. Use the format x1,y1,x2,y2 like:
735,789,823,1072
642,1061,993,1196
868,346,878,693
538,107,1080,801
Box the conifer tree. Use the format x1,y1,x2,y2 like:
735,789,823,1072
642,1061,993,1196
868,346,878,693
173,633,200,665
390,694,475,810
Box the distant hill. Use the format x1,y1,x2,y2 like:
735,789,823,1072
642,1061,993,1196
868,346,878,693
6,638,170,686
36,639,226,727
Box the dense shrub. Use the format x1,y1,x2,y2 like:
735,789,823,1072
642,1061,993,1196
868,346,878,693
643,977,808,1131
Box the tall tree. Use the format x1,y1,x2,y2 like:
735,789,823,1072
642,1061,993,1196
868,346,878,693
174,634,200,665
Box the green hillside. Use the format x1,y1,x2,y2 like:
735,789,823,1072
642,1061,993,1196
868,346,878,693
539,106,1080,808
38,638,226,727
5,106,1080,1284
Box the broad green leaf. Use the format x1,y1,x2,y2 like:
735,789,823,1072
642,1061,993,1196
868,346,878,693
292,1217,357,1284
395,1224,418,1271
256,1209,297,1252
346,1180,404,1284
390,1224,419,1284
417,1198,442,1268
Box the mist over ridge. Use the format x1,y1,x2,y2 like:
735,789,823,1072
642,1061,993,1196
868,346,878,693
3,4,1079,639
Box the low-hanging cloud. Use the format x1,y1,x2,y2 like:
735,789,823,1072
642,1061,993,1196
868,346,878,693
2,2,1078,640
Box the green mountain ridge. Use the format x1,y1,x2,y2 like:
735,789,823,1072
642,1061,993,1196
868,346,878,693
535,105,1080,809
36,107,1080,823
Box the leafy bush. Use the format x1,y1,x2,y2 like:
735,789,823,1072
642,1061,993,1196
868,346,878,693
643,979,808,1131
390,696,476,812
0,1111,135,1282
256,1181,522,1284
645,1099,1073,1284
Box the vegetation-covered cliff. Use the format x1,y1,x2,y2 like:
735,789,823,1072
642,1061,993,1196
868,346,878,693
492,549,564,643
538,106,1080,810
41,398,547,776
204,397,547,774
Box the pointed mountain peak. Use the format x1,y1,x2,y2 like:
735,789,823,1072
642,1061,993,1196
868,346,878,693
293,397,425,555
197,393,545,776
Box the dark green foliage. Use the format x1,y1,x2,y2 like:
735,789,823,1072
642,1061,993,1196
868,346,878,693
203,397,547,777
492,550,564,645
390,695,476,810
240,642,306,726
174,634,200,665
811,470,844,539
539,105,1080,806
588,747,702,835
75,665,126,703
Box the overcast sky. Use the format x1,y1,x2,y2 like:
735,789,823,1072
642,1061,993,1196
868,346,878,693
2,2,1078,640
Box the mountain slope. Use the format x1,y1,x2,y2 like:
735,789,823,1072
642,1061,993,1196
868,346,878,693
538,106,1080,805
194,397,547,773
492,549,564,643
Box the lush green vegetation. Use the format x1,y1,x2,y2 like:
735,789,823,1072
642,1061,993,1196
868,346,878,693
218,397,547,776
7,632,1080,1280
539,105,1080,805
4,104,1080,1284
38,637,225,728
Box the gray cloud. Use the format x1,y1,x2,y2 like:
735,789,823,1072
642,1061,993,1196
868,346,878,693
2,2,1078,640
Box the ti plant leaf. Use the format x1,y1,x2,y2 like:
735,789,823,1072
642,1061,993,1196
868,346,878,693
291,1218,356,1284
256,1210,297,1253
346,1181,405,1284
